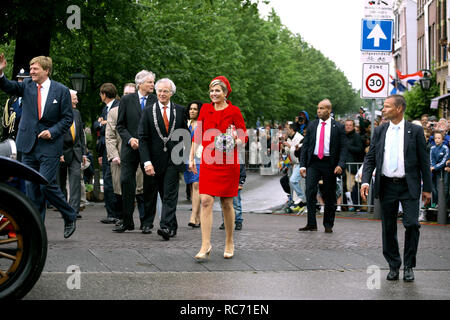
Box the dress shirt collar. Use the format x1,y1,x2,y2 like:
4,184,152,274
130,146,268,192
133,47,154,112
36,77,51,89
389,118,405,130
138,91,148,101
158,100,170,109
319,117,331,126
106,99,115,110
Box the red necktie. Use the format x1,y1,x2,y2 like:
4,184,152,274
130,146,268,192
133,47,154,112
163,106,169,132
37,84,42,120
318,121,326,159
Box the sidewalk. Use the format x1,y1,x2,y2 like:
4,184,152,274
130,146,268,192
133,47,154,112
24,171,450,299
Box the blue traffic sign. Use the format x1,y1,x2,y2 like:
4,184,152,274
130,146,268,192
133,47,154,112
361,19,393,52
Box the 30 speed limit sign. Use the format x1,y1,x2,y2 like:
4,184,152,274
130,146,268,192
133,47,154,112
361,63,389,99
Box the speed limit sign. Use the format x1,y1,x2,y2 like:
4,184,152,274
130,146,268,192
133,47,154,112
361,63,389,99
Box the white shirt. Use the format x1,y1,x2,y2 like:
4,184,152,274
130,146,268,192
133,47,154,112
138,92,148,109
143,101,172,169
158,100,171,122
382,119,405,178
314,117,331,157
37,78,51,118
106,99,115,112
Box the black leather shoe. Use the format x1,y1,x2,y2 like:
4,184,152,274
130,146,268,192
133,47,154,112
142,226,152,234
219,223,225,230
64,220,76,239
298,225,318,231
76,214,82,219
403,267,415,282
235,222,242,230
157,228,171,240
112,224,134,233
324,227,333,233
387,267,400,280
169,230,177,238
188,222,200,228
101,217,117,224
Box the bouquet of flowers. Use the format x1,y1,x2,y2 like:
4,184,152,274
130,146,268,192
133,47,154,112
215,125,236,152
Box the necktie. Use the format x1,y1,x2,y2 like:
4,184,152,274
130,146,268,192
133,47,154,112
389,125,400,172
141,97,146,110
37,84,42,120
318,121,326,159
163,106,169,132
70,122,76,142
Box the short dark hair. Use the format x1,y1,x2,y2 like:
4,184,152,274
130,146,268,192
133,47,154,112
100,83,117,99
387,94,406,112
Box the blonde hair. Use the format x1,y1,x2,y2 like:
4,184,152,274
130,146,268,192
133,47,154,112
29,56,53,76
209,79,228,96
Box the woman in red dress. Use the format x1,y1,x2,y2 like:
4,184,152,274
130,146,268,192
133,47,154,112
189,76,247,260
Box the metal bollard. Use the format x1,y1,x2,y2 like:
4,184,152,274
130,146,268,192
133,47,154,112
437,177,447,225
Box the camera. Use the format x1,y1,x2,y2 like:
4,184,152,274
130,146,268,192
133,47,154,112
297,116,304,122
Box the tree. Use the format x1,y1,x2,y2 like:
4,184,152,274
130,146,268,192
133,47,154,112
403,72,439,120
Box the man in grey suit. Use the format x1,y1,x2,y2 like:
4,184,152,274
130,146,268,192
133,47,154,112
0,53,76,238
59,89,87,219
361,94,432,282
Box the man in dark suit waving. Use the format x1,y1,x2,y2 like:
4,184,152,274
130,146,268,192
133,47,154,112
139,78,188,240
115,70,158,233
361,95,432,282
299,99,347,233
0,53,76,238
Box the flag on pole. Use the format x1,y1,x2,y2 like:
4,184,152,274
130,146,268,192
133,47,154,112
396,70,424,86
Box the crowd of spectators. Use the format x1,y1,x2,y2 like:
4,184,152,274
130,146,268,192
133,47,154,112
246,109,450,221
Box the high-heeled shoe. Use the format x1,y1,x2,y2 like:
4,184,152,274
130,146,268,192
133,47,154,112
194,246,212,261
223,245,234,259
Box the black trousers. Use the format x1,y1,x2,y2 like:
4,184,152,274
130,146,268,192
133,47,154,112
305,156,337,228
154,164,180,232
121,153,157,228
379,176,420,269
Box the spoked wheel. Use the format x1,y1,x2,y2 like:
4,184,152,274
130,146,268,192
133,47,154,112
0,182,47,299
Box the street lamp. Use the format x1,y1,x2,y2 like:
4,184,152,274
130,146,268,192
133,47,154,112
69,70,88,94
419,69,432,90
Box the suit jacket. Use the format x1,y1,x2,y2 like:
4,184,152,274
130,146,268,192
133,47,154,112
138,100,188,173
94,99,120,156
0,76,73,156
62,108,86,163
299,118,347,169
105,106,121,162
116,92,157,162
361,121,432,199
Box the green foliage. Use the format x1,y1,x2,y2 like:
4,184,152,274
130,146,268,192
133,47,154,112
403,72,439,120
1,0,360,128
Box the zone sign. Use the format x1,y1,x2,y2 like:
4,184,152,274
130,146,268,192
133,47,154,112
361,63,389,99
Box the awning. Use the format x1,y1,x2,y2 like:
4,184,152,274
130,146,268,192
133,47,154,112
430,93,450,109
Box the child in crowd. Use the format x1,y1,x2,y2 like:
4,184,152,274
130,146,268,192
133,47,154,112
430,131,449,208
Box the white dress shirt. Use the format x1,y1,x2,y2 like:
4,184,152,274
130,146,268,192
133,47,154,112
314,117,331,157
382,119,405,178
37,78,51,118
158,100,171,122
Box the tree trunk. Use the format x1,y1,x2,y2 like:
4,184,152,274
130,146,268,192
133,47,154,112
12,14,53,78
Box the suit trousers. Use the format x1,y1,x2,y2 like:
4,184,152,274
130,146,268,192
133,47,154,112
59,158,81,213
22,144,76,223
379,176,421,269
155,164,180,232
305,156,337,228
121,154,157,228
102,149,118,219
